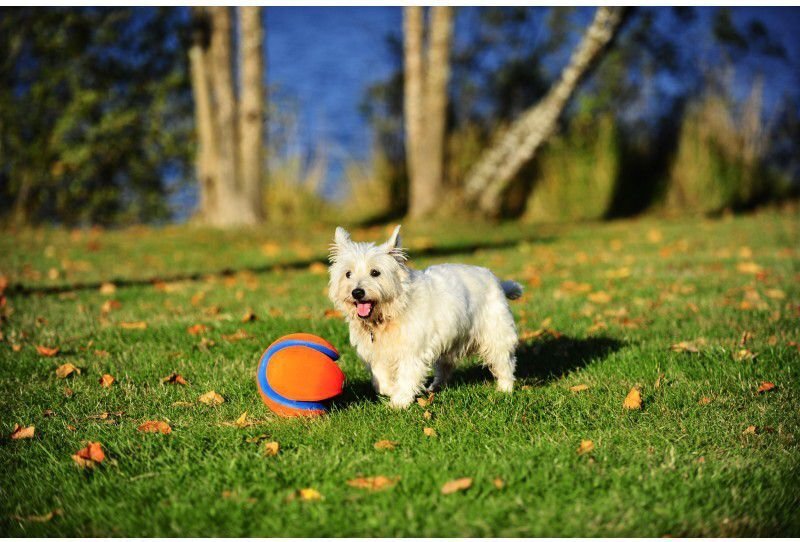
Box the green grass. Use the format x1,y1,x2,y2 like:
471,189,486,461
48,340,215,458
1,209,798,536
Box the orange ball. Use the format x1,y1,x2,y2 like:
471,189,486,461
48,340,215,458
256,333,344,417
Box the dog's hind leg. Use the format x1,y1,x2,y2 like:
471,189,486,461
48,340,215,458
427,355,455,392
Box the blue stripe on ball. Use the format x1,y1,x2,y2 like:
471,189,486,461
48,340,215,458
257,340,340,411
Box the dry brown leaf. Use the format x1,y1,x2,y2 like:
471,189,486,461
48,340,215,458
588,291,612,304
423,410,432,420
742,425,757,435
198,390,225,405
137,420,172,434
423,427,437,437
734,349,757,361
569,384,589,393
323,308,342,319
623,386,642,410
698,396,712,405
441,477,472,495
10,509,62,523
241,309,257,323
577,439,595,455
36,345,60,357
493,478,505,489
374,439,398,451
55,363,80,379
99,374,115,388
224,411,255,428
670,341,701,353
10,424,35,440
347,475,399,491
221,329,252,342
737,261,763,275
297,488,323,501
119,321,147,330
187,323,208,335
71,442,105,468
264,441,280,456
162,372,188,385
417,393,434,408
99,282,117,295
756,381,776,394
100,299,121,315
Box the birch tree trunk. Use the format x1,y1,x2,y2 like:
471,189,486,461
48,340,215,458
411,6,453,218
238,6,265,221
464,7,625,216
403,7,425,217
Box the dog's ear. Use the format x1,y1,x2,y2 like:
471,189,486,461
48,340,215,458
383,225,407,262
329,226,351,263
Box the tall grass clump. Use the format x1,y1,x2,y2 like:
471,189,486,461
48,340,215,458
263,154,329,225
524,112,621,223
665,79,773,215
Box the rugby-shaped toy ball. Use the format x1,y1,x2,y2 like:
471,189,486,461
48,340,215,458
256,333,344,417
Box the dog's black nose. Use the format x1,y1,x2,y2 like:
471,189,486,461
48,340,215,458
352,288,365,300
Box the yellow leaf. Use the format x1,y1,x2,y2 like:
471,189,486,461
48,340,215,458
10,509,62,523
577,439,595,455
742,425,757,435
10,424,35,440
99,374,115,388
346,475,399,491
588,291,612,304
374,440,398,451
423,410,432,420
264,441,280,456
99,282,116,295
423,427,437,437
493,478,505,489
734,349,757,361
737,261,763,275
623,386,642,410
308,262,327,275
765,288,786,300
441,477,472,495
241,309,257,323
119,321,147,330
198,390,225,405
55,363,80,379
298,488,322,501
137,421,172,434
569,384,589,393
698,396,712,405
187,324,208,335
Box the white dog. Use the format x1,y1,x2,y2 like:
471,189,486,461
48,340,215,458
327,225,522,409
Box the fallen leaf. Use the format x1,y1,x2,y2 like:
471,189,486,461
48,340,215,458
241,309,257,323
374,439,398,451
94,349,109,357
264,441,280,456
71,442,105,468
119,321,147,330
347,475,399,491
187,323,208,335
588,291,612,304
308,262,327,275
55,363,80,379
493,478,505,489
764,288,786,300
43,409,55,417
221,329,252,342
698,396,712,405
737,261,763,275
36,345,60,357
137,420,172,434
99,282,116,295
64,387,74,397
569,384,589,393
742,425,757,435
297,488,323,501
224,411,255,428
171,401,194,407
12,344,23,352
423,410,432,420
198,390,225,405
734,349,757,361
623,386,642,410
670,340,701,353
423,427,437,437
739,331,753,346
99,374,115,388
441,477,472,495
162,372,188,385
10,509,62,523
10,424,35,440
417,393,434,408
577,439,595,455
100,299,121,315
756,381,776,394
323,308,342,319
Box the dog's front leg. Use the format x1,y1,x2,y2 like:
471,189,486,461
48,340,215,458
389,356,431,409
369,361,395,397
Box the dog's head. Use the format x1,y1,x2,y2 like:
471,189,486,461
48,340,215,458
328,225,410,325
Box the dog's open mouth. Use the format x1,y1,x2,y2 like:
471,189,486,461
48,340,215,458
355,301,375,319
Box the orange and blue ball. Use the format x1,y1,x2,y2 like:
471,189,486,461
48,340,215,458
256,333,345,417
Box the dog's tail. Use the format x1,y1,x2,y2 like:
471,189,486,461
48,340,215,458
500,280,524,300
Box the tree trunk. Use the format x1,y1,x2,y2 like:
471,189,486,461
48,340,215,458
238,6,265,221
411,6,453,218
403,6,425,217
464,7,625,216
188,7,218,222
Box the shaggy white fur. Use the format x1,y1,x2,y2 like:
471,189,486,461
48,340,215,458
328,225,522,409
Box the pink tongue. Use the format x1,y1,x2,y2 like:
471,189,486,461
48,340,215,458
356,302,372,317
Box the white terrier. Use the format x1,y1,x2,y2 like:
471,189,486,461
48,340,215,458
327,225,523,409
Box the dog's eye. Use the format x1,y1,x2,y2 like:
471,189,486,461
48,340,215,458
370,269,381,277
345,271,351,279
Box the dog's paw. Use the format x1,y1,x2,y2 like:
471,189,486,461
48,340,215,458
388,394,415,409
496,379,514,393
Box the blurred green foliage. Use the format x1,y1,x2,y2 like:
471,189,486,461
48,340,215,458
0,7,192,226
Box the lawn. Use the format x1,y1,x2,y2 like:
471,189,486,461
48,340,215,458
1,209,798,536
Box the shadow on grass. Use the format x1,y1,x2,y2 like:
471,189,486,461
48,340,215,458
451,335,624,388
10,234,555,297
